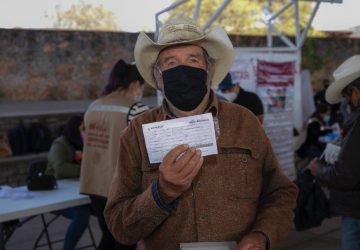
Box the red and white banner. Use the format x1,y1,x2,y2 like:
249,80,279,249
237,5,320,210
256,60,296,180
230,48,299,180
257,60,295,113
229,59,257,92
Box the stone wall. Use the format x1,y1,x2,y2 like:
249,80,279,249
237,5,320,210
1,28,360,101
0,28,142,101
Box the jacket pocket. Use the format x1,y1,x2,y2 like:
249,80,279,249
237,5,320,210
217,147,262,200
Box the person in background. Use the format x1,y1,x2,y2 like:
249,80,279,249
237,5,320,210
46,115,91,250
314,78,330,108
216,73,264,123
314,78,341,125
296,103,332,162
80,59,149,250
104,19,297,250
309,55,360,250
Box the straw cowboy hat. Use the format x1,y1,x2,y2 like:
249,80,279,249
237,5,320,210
134,19,234,89
326,55,360,104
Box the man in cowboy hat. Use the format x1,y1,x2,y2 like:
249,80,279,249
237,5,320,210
104,19,297,250
309,55,360,250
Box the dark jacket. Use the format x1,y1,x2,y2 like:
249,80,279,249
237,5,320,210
233,87,264,116
317,108,360,219
296,114,331,159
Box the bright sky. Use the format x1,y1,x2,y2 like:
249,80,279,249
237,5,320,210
0,0,359,32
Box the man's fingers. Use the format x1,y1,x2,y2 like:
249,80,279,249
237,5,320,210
176,149,202,178
162,144,189,165
185,153,203,180
173,147,197,170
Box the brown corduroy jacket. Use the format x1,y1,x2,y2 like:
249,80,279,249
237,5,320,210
104,94,298,250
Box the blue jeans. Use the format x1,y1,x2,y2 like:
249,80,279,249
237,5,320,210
54,204,91,250
341,216,360,250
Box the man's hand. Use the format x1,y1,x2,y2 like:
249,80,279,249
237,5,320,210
235,232,267,250
308,158,323,176
158,144,203,203
324,143,341,165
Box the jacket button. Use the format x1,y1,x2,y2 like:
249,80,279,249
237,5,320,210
193,181,201,189
199,214,208,221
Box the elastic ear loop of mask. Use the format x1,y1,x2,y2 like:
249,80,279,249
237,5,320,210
153,57,163,91
204,52,213,85
156,66,162,77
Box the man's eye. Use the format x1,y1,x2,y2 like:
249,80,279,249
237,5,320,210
166,61,177,67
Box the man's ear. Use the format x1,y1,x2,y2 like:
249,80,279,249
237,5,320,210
234,84,240,92
153,66,164,90
207,63,216,87
352,86,360,106
352,86,359,94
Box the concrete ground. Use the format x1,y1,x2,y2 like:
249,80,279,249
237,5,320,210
4,215,341,250
4,214,101,250
277,216,341,250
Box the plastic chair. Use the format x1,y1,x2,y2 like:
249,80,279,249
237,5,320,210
33,213,96,250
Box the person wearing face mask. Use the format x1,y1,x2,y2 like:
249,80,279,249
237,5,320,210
216,73,264,124
309,55,360,250
296,103,333,163
79,59,149,250
46,115,91,250
104,19,297,250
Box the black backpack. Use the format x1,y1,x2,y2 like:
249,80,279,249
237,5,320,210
8,123,28,156
26,122,53,153
294,168,330,231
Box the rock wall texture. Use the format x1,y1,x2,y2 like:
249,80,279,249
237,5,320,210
1,28,360,101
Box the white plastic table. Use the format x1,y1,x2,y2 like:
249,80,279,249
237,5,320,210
0,179,90,250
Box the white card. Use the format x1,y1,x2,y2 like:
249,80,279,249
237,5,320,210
142,113,218,164
180,241,237,250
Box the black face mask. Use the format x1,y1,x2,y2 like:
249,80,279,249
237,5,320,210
162,65,208,111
